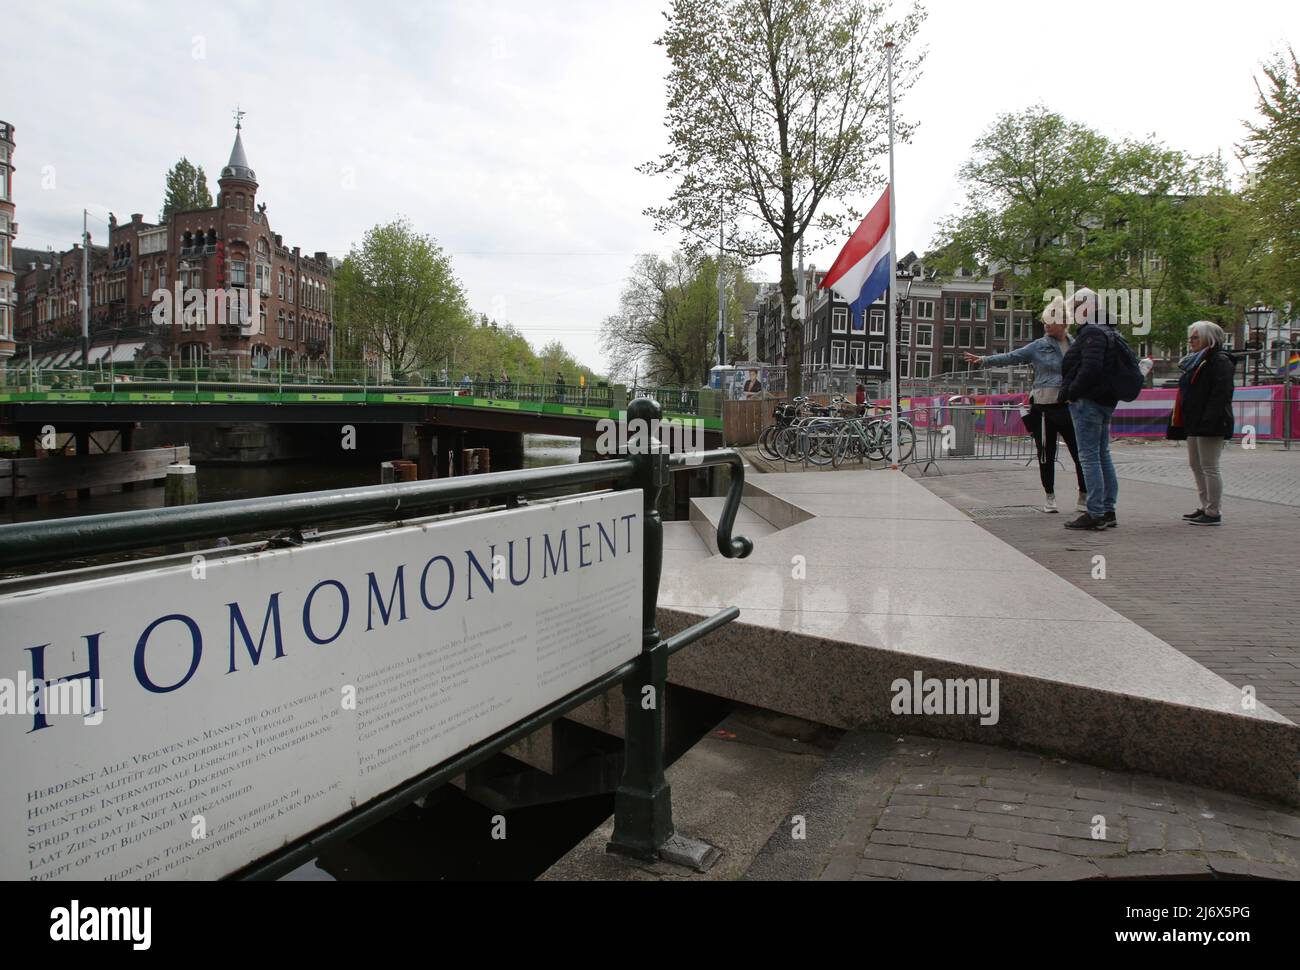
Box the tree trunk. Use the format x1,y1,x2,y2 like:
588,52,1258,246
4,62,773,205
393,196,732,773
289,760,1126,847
781,232,801,397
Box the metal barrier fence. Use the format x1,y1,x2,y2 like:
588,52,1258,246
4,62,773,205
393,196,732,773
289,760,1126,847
0,397,750,876
912,400,1054,474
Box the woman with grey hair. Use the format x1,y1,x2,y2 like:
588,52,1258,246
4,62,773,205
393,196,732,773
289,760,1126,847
1166,320,1235,525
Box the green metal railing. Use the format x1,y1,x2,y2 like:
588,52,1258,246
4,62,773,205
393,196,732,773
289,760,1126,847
0,397,752,876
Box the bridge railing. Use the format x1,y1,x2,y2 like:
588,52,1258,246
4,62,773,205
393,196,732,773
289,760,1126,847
0,397,751,877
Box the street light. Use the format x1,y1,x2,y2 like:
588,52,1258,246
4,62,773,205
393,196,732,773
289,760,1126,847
894,276,913,395
1245,303,1270,386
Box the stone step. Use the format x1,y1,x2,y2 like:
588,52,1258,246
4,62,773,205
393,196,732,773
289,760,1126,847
656,468,1300,807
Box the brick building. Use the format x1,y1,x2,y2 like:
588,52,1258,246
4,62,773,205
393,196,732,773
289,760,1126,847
0,121,16,370
14,121,334,375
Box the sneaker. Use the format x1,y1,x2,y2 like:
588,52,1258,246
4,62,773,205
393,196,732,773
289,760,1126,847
1065,512,1106,531
1188,513,1222,526
1102,511,1117,528
1076,492,1088,513
1182,509,1204,520
1042,494,1059,513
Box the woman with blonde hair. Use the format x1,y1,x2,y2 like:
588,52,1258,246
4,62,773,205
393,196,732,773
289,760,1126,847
1167,320,1234,525
965,294,1087,513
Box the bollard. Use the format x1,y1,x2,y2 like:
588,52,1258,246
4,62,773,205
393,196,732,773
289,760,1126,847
164,463,198,506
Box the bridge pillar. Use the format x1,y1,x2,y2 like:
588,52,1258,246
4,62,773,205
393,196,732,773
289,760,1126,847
74,429,92,500
416,425,437,480
121,424,136,491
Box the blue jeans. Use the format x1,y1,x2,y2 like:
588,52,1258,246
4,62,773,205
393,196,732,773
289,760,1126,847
1069,399,1118,518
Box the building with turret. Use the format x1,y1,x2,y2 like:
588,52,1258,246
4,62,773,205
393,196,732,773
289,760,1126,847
14,119,335,376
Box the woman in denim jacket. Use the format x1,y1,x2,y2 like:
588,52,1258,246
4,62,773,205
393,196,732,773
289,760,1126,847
965,296,1087,513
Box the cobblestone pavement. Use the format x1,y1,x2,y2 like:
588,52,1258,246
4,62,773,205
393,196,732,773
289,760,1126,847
908,442,1300,725
1104,441,1300,508
821,734,1300,881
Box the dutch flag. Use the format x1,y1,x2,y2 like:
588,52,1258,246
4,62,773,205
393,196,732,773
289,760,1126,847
820,186,892,326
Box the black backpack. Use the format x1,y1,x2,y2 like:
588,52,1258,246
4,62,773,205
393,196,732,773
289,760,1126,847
1103,328,1145,402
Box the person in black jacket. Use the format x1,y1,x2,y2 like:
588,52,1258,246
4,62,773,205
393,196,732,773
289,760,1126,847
1060,288,1119,530
1166,321,1235,525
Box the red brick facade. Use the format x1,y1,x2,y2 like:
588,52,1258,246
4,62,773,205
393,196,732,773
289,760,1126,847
14,126,333,374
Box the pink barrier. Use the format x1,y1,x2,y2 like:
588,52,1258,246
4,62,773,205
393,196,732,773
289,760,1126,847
875,385,1297,440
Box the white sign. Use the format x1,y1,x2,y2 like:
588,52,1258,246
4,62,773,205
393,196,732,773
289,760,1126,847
1,490,643,880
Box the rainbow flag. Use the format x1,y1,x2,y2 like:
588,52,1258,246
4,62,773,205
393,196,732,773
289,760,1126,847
1278,353,1300,377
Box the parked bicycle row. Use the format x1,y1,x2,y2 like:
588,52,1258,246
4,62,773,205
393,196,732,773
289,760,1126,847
756,395,917,467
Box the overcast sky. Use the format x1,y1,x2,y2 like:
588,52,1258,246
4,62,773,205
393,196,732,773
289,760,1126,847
5,0,1297,370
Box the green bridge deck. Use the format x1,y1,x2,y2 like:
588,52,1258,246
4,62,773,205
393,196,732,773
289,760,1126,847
0,385,722,430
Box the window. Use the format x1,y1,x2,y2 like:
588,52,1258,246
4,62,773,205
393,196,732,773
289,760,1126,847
229,260,247,287
851,308,866,334
277,310,285,338
914,356,931,379
975,327,986,348
868,345,883,370
960,298,972,320
943,326,956,347
278,271,285,299
900,322,911,346
942,354,955,374
287,313,295,340
898,355,909,379
141,264,151,297
899,299,911,319
259,304,267,334
916,323,933,347
915,300,934,320
994,316,1007,340
973,298,987,321
994,297,1009,310
140,229,168,255
944,297,956,320
832,306,847,333
158,262,167,292
851,343,865,369
256,263,271,295
959,326,971,348
869,309,885,335
831,340,846,368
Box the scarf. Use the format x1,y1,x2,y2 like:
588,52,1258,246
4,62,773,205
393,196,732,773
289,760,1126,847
1172,349,1210,428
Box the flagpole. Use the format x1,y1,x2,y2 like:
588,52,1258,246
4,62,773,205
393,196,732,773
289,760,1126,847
885,40,900,469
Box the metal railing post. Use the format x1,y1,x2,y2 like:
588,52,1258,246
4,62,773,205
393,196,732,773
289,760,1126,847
608,397,674,861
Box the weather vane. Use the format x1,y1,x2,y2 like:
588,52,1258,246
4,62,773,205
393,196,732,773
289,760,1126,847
233,105,245,130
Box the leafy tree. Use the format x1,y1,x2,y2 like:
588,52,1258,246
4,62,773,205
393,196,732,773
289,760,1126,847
931,106,1120,300
1241,46,1300,309
333,218,473,378
600,252,749,386
934,106,1266,352
642,0,927,396
159,158,213,221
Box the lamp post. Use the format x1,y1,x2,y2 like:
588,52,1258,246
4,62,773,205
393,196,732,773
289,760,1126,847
1245,303,1270,387
895,276,913,398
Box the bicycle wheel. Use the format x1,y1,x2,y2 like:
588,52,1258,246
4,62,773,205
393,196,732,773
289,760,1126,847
758,424,781,461
894,421,917,462
802,421,838,466
831,427,860,468
775,426,803,462
864,421,888,461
